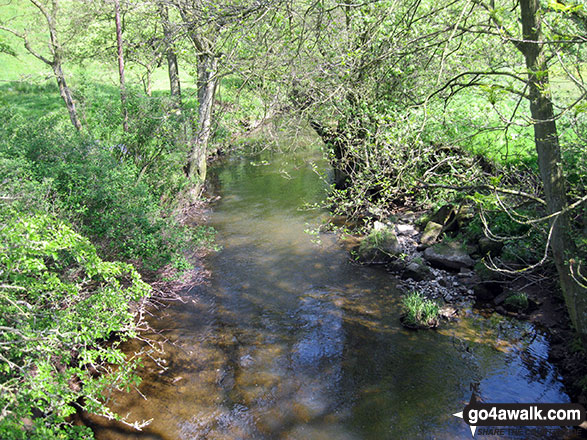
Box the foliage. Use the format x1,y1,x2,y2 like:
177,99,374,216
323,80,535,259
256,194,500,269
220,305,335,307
504,292,529,311
401,292,440,329
0,106,202,271
0,209,150,438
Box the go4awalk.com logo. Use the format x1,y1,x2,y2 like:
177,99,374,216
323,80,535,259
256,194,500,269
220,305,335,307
453,385,586,437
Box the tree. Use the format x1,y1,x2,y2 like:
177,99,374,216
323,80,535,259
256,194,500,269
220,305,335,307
0,0,82,130
515,0,586,340
173,0,277,190
439,0,587,341
159,1,181,105
114,0,128,131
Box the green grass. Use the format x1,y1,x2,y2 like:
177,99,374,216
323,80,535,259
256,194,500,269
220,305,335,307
504,292,529,311
401,291,440,329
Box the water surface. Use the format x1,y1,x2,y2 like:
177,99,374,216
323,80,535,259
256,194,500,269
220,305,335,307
91,145,572,439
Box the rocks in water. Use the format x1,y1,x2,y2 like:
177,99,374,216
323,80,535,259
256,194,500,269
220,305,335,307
439,305,459,320
356,223,401,262
403,260,433,281
423,241,475,270
420,221,443,246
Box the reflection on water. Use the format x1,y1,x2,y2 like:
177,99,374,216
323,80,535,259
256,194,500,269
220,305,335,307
90,146,574,439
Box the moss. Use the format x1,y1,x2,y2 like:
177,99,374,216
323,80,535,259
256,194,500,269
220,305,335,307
504,292,529,311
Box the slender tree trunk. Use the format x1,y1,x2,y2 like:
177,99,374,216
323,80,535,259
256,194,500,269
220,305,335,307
114,0,128,131
143,68,152,96
13,0,83,130
519,0,587,341
186,53,217,186
52,61,82,131
160,4,181,106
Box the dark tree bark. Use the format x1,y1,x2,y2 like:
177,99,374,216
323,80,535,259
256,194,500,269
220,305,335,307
518,0,587,340
185,50,218,185
114,0,128,131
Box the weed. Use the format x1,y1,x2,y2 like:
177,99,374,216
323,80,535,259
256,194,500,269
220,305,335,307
401,291,440,329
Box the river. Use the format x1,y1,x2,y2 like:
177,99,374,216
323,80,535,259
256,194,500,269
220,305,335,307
89,142,573,439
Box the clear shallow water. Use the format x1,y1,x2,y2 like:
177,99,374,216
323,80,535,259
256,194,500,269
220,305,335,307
89,146,573,440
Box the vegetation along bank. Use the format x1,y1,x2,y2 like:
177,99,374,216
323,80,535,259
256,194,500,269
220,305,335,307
0,0,585,438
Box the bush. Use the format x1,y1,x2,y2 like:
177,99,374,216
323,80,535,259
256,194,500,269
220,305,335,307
0,212,150,438
504,292,529,311
0,111,197,271
401,292,440,329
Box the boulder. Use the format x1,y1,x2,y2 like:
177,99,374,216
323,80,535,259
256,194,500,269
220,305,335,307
473,284,496,302
357,225,401,262
420,221,443,246
396,223,418,236
429,205,456,226
478,237,504,256
403,261,433,281
423,241,475,270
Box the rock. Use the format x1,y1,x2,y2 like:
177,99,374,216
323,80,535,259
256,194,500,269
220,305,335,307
429,205,456,226
439,305,458,320
357,225,401,262
340,235,363,253
478,237,504,256
403,261,432,281
420,221,443,246
493,291,509,306
396,224,417,236
455,205,475,229
473,284,495,302
373,220,388,232
423,241,475,270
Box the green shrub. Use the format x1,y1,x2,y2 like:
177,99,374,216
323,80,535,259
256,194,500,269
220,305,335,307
401,292,440,329
504,292,529,311
0,212,150,438
0,111,197,271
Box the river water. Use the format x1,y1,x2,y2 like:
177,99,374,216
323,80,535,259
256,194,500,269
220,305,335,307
90,144,573,439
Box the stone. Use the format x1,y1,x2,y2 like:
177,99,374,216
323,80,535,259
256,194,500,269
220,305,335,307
478,237,504,256
473,284,495,302
493,291,509,306
420,221,443,246
373,220,388,232
403,261,433,281
423,241,475,270
439,305,458,320
429,205,456,226
396,224,417,236
357,225,401,262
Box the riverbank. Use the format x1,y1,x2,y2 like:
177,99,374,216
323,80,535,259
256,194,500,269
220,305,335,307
83,148,578,439
337,206,587,414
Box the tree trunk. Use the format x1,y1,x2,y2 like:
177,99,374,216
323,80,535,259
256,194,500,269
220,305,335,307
16,0,82,131
160,4,181,106
143,68,152,96
185,53,218,186
519,0,587,341
114,0,128,131
52,61,82,131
